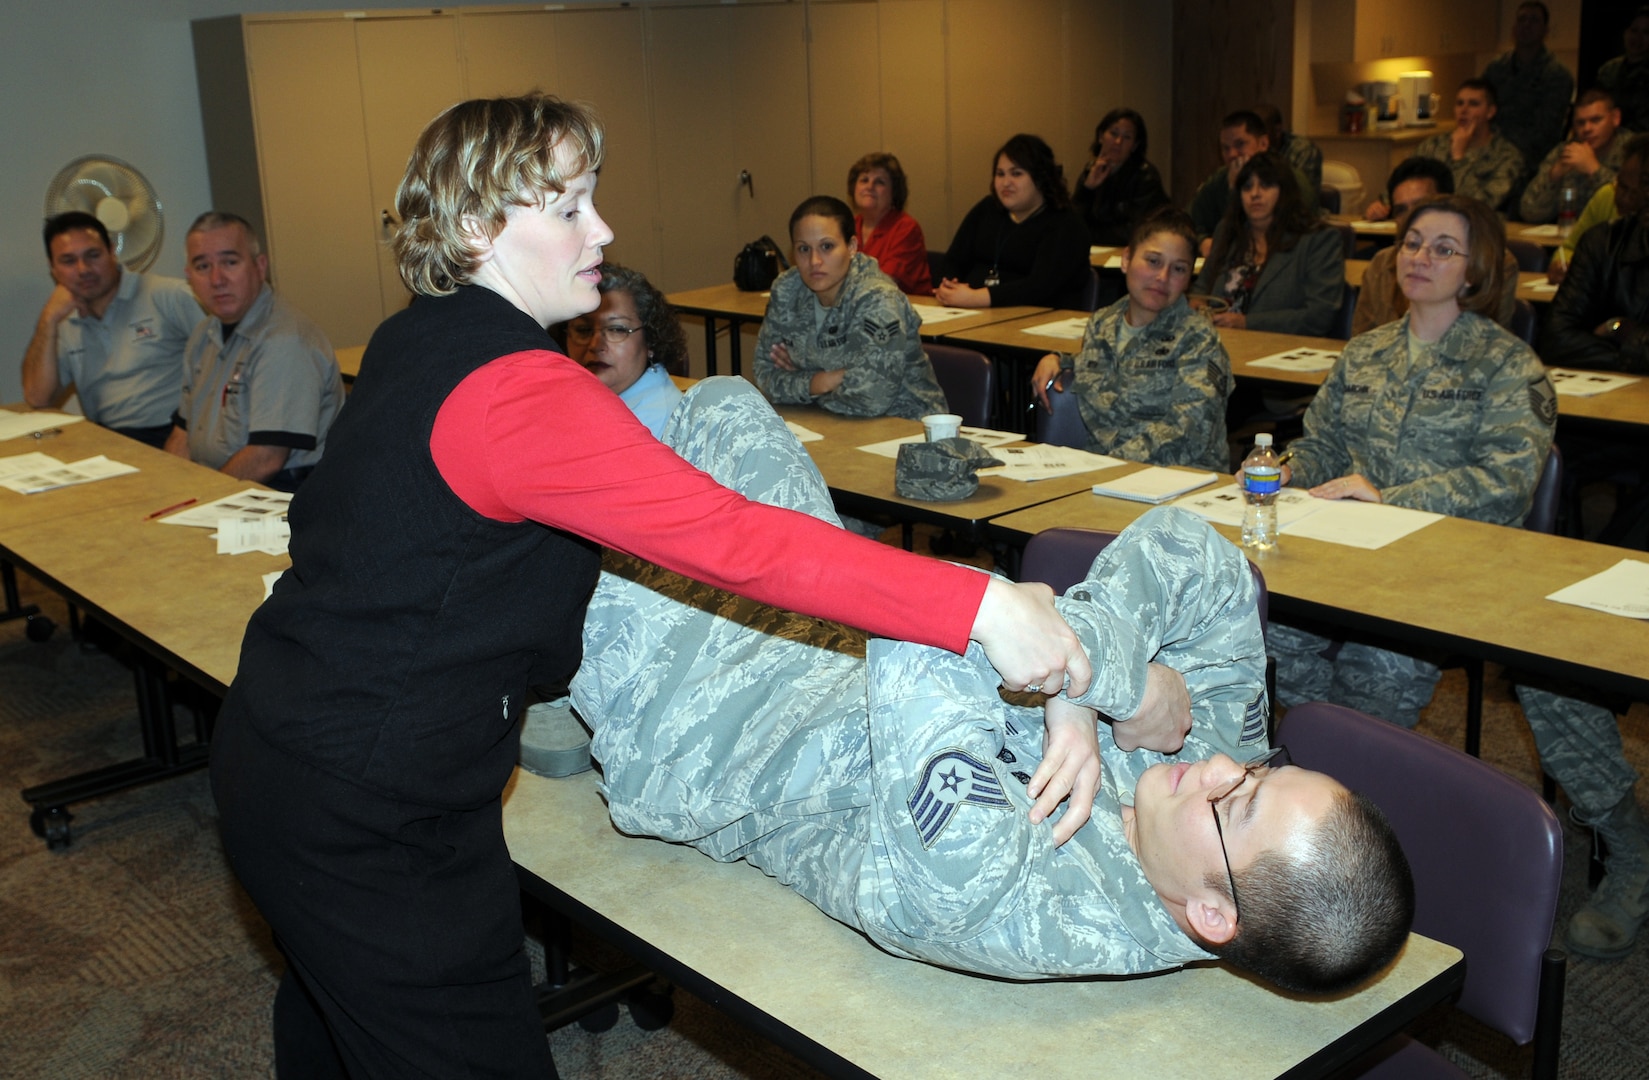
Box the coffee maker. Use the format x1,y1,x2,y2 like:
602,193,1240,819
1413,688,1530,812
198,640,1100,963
1362,81,1400,129
1399,71,1438,126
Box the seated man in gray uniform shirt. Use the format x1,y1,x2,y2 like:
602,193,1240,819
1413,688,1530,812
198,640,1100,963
164,212,343,491
571,378,1413,994
21,211,201,448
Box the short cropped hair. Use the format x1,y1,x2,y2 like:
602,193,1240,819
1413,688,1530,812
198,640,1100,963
1128,206,1197,256
43,211,111,258
393,93,605,296
788,195,857,245
1091,108,1150,164
1221,110,1268,140
1459,77,1498,107
1518,1,1550,26
598,262,689,377
847,153,910,212
186,211,262,255
1399,195,1508,319
992,134,1071,212
1576,87,1619,112
1386,155,1455,198
1204,790,1415,995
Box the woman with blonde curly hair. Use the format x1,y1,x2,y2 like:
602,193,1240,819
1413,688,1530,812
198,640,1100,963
209,92,1093,1077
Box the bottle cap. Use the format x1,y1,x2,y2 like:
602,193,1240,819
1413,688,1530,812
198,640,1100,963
1255,433,1273,447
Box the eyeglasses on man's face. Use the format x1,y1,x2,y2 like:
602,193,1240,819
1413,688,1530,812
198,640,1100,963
567,322,642,346
1209,745,1294,924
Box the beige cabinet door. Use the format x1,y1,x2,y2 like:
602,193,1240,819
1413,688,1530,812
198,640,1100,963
356,16,467,324
244,18,381,349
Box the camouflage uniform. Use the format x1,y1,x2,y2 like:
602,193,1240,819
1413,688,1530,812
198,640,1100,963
572,377,1269,980
755,252,948,420
1271,312,1557,728
1278,131,1325,194
1411,132,1526,213
1482,47,1575,182
1519,130,1634,225
1059,295,1232,471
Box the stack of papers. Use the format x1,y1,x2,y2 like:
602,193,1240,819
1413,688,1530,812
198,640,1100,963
159,488,294,556
1022,316,1091,341
914,306,977,327
1092,467,1217,503
0,411,85,441
857,427,1022,460
1247,348,1341,372
1546,560,1649,619
979,445,1124,482
1548,369,1638,397
0,452,137,494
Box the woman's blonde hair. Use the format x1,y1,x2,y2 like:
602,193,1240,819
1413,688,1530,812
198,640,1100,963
393,93,605,296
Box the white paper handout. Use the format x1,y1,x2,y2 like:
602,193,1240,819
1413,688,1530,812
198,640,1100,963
0,452,67,479
784,421,824,443
1022,316,1091,341
978,444,1124,482
160,488,293,528
0,410,85,442
1518,224,1562,237
217,515,292,556
1547,368,1639,397
1545,559,1649,619
857,427,1023,459
1172,483,1323,529
1246,348,1341,372
1091,467,1217,504
914,306,978,327
0,455,138,494
1279,499,1442,549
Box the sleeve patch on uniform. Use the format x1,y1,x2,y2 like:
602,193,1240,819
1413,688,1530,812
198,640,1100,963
1529,376,1558,426
908,748,1012,848
862,317,902,345
1207,358,1226,395
1241,692,1268,745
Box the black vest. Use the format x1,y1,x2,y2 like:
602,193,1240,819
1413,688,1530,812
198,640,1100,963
221,287,599,809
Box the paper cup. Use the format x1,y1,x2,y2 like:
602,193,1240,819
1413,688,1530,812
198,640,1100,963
922,413,963,441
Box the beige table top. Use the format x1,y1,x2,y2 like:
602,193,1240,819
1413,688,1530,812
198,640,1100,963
1332,214,1564,250
666,282,1051,340
504,766,1463,1080
991,476,1649,699
776,405,1113,527
1344,260,1557,305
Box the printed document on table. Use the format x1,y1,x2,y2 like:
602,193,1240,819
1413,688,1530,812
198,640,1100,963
1173,484,1323,528
161,488,293,528
784,421,824,443
914,306,978,327
0,455,138,494
1247,348,1341,372
0,410,84,442
979,444,1124,481
1091,467,1217,504
1280,499,1441,549
1545,559,1649,619
0,452,66,479
1022,316,1090,341
857,426,1023,459
217,515,292,556
1547,368,1639,397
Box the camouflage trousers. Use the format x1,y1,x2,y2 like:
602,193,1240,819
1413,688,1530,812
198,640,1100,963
1269,626,1441,730
1515,686,1638,815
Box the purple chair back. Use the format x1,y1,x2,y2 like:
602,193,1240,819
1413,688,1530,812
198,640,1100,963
1032,374,1091,450
923,344,996,428
1276,702,1564,1045
1525,444,1561,535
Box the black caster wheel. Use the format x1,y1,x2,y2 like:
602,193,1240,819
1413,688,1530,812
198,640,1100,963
626,987,674,1030
576,1003,619,1032
25,614,56,643
29,806,73,850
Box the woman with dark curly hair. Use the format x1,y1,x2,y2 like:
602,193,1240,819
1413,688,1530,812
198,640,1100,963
1072,109,1170,247
1192,152,1343,335
559,263,687,437
849,152,933,296
937,133,1091,309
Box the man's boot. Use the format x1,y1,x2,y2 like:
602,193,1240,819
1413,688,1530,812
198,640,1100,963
1568,795,1649,960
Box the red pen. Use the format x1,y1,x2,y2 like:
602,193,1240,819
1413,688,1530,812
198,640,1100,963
144,497,198,521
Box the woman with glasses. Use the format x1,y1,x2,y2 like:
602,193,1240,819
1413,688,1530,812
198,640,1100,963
936,134,1092,309
1267,194,1556,730
559,263,686,438
1191,153,1343,337
754,195,947,419
1028,209,1231,471
1071,108,1170,248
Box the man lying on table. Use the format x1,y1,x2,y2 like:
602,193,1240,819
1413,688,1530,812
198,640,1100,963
570,378,1413,994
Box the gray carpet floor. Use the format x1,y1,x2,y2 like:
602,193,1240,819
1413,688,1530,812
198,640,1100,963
2,563,1647,1079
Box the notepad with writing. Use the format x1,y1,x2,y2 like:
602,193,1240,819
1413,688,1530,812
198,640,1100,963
1091,467,1217,503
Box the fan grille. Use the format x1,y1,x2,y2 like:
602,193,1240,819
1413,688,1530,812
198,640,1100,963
45,155,164,272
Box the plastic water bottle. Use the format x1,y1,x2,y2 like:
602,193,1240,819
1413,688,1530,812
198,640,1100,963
1241,433,1281,551
1557,173,1581,238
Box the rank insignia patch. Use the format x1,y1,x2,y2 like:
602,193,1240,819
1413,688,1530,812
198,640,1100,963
907,748,1011,848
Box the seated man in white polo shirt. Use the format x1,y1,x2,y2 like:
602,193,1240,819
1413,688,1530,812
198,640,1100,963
164,212,343,491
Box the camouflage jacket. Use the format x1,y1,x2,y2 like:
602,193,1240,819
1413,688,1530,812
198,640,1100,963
1520,129,1635,224
1483,47,1575,172
755,252,947,419
1286,311,1556,525
1413,132,1525,213
1063,295,1232,471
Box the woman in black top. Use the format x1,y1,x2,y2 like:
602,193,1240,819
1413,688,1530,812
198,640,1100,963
1072,108,1170,247
937,133,1092,309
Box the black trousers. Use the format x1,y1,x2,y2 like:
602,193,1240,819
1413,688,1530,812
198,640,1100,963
211,716,556,1079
